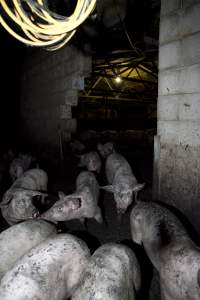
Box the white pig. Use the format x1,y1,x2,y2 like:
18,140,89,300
41,171,103,224
10,168,48,191
0,234,90,300
101,153,145,215
78,151,101,173
71,243,141,300
0,168,48,225
0,219,56,280
97,142,115,158
9,153,38,182
130,201,200,300
70,139,86,153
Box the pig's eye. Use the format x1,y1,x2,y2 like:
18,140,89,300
57,207,63,212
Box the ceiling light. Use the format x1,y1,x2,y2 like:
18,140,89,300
115,76,122,83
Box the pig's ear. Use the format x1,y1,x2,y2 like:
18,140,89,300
58,191,65,201
23,189,45,197
16,166,23,179
0,192,13,206
100,185,114,193
132,183,145,192
130,214,143,245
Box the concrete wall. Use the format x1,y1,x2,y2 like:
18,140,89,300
156,0,200,232
20,45,91,158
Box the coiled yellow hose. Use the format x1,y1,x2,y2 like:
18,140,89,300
0,0,96,50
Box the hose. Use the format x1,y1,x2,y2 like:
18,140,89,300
0,0,96,50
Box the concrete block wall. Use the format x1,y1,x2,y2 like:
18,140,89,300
20,45,91,157
156,0,200,232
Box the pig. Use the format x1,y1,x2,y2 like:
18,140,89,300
78,151,101,173
0,219,56,280
70,139,86,153
101,153,145,215
71,243,141,300
0,168,48,225
41,171,103,225
0,234,90,300
11,168,48,191
97,142,115,158
130,201,200,300
9,153,38,182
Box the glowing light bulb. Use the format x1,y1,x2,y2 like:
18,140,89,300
115,76,122,83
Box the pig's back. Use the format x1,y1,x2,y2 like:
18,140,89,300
0,234,90,300
12,168,48,191
72,243,139,300
106,153,133,184
0,220,56,280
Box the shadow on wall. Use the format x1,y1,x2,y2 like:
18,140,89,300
155,201,200,246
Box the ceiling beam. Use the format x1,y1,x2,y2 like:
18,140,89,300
94,73,157,85
79,95,156,104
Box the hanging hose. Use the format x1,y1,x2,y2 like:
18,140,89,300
0,0,96,50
